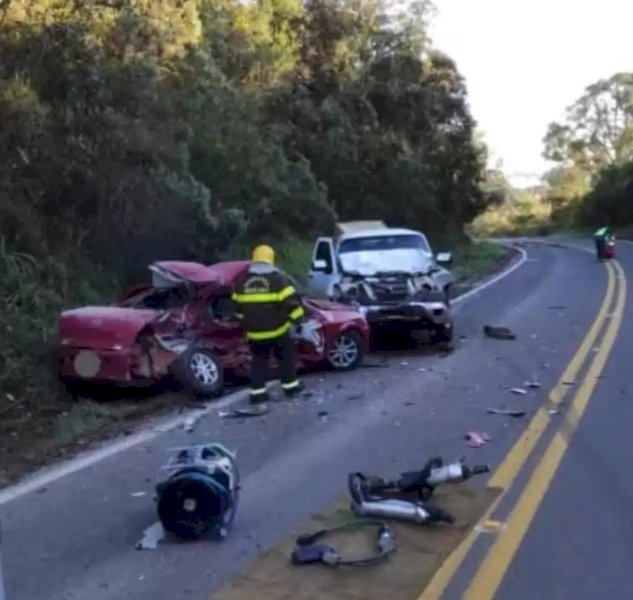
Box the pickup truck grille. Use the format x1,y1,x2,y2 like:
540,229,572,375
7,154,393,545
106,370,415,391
370,279,410,302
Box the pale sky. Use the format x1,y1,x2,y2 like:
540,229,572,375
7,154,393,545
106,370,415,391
429,0,633,187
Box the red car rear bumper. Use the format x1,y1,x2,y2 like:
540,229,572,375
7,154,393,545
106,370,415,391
58,347,137,383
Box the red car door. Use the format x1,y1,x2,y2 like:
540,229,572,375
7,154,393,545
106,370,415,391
194,293,251,376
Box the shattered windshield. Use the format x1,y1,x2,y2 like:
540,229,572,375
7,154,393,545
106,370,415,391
338,234,431,254
120,284,192,310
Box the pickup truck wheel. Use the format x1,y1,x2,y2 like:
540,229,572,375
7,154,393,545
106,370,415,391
326,330,364,371
173,346,224,398
431,325,454,345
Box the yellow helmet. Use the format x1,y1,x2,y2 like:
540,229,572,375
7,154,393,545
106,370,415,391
252,244,275,264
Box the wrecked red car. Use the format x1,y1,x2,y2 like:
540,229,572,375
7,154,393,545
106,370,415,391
57,260,370,396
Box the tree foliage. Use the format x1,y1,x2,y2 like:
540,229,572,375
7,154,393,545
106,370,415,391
542,72,633,227
1,0,491,279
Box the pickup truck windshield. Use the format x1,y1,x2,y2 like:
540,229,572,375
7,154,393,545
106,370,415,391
339,234,430,254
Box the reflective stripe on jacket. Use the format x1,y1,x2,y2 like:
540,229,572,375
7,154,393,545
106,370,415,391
232,262,305,341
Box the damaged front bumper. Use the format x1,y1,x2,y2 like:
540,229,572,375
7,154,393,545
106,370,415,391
356,301,452,328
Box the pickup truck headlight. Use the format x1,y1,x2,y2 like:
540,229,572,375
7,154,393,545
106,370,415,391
412,276,435,292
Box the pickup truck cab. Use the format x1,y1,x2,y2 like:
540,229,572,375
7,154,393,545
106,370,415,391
306,222,455,343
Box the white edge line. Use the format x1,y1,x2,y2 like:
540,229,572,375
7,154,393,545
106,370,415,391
0,242,529,505
452,243,528,305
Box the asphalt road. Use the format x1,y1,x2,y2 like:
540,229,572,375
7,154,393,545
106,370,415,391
0,240,621,600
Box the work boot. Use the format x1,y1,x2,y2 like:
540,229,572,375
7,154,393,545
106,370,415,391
282,380,304,398
249,389,269,410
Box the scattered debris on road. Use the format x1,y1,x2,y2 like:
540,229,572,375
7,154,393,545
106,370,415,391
524,381,541,389
547,305,568,310
351,457,491,502
487,407,526,417
548,408,560,415
562,381,576,386
182,415,200,432
510,387,528,395
464,431,491,448
483,325,517,340
131,492,147,498
347,394,365,401
291,519,396,566
136,522,166,550
317,410,329,418
219,405,269,419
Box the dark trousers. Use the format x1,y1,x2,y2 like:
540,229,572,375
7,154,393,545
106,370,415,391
595,238,605,260
248,333,299,403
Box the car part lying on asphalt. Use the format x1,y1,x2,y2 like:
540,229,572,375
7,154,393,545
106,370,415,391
155,443,239,541
510,387,527,395
348,473,455,524
291,520,396,567
487,407,526,417
57,260,370,397
219,405,270,418
351,457,490,502
483,325,516,340
464,431,491,448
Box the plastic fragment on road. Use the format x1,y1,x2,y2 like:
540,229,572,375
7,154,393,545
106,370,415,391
510,388,527,395
464,431,491,448
182,415,200,432
524,381,541,389
483,325,516,340
136,522,166,550
131,491,147,498
487,408,526,417
220,405,269,418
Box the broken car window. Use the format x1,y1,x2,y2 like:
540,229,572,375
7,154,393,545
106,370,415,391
128,285,191,310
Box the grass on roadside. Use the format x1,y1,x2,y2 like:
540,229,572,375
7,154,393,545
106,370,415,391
452,240,511,283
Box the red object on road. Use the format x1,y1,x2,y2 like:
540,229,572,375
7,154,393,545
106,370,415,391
603,239,616,259
57,261,370,395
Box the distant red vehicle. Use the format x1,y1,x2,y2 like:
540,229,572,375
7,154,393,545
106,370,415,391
57,261,370,396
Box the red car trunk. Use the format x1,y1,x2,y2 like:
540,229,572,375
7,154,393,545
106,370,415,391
59,306,159,350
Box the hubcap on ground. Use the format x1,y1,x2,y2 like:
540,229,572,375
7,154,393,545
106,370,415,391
189,353,219,385
328,335,359,368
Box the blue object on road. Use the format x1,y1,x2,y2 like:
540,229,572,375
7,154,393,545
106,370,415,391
155,443,239,541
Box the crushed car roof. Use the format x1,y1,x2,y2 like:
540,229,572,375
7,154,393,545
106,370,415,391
151,261,250,286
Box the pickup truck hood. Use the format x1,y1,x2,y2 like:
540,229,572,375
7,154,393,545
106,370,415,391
339,249,433,277
59,306,160,349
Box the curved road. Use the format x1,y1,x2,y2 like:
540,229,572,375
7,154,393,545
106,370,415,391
0,240,629,600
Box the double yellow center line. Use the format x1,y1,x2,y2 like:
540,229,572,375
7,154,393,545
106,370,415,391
419,259,626,600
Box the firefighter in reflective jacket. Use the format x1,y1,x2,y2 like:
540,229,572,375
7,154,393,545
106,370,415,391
232,245,305,406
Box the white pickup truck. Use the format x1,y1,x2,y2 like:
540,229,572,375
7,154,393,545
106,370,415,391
306,222,455,343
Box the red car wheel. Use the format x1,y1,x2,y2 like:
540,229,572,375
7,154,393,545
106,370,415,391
326,330,364,371
173,346,225,397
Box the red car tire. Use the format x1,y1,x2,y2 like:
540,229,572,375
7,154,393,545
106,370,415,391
326,329,364,371
173,346,225,398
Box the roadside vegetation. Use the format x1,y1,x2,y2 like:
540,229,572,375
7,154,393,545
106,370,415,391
0,0,507,484
472,72,633,238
